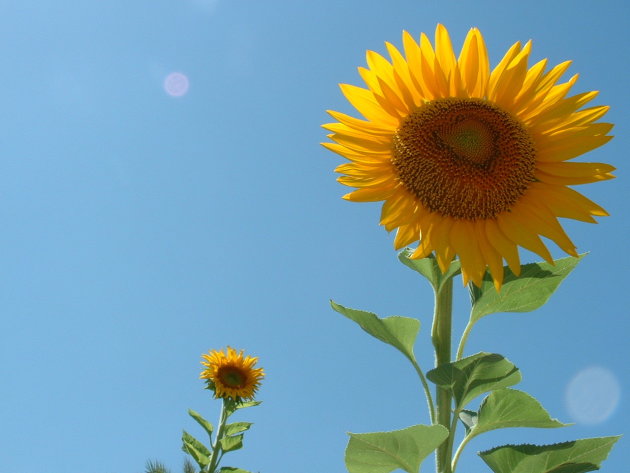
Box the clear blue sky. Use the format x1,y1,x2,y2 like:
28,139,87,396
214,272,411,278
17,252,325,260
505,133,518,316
0,1,627,472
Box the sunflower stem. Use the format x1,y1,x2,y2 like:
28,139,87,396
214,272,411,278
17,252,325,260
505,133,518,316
207,399,229,473
432,277,454,473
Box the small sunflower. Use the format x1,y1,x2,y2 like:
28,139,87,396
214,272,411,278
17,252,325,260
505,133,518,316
200,347,264,401
323,24,614,290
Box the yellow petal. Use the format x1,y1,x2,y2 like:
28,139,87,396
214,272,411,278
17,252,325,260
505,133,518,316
328,133,393,153
321,142,390,163
531,183,608,220
497,211,553,264
518,60,573,117
516,196,577,256
325,110,395,135
366,50,396,88
322,123,391,143
537,134,613,162
402,30,430,100
434,24,463,96
521,75,579,125
377,76,410,114
343,186,396,202
380,190,416,230
488,41,522,97
386,41,423,107
537,161,616,181
543,105,610,133
412,214,437,259
490,41,532,108
431,216,456,273
450,220,485,287
511,59,547,114
532,90,598,127
339,84,400,126
335,162,392,176
476,221,504,290
484,218,521,276
458,28,489,98
337,173,395,187
394,222,420,250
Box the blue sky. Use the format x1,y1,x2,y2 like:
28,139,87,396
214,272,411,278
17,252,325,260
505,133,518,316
0,1,627,472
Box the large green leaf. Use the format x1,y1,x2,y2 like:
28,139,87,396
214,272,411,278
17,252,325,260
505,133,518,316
219,468,251,473
470,255,583,323
220,434,244,453
480,436,620,473
398,250,461,292
331,301,419,363
181,431,211,468
345,424,449,473
224,422,252,436
426,353,521,409
467,389,567,441
188,409,213,438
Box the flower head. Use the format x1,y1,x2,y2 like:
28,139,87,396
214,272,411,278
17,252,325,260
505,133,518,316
323,25,614,290
200,347,264,401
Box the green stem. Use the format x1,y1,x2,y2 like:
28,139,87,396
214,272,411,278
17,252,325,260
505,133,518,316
207,399,229,473
455,319,474,361
432,278,453,473
446,413,461,472
411,359,436,424
451,433,471,473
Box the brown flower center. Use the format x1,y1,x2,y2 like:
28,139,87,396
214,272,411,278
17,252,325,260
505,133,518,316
392,98,536,220
219,367,246,388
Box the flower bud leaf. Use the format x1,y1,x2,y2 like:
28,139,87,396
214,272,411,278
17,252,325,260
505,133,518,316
398,250,461,292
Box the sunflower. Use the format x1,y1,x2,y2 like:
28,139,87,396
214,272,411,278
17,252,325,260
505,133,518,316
323,24,614,290
200,347,265,401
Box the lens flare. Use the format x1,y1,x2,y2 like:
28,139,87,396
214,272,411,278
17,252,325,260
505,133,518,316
163,72,190,97
565,365,621,424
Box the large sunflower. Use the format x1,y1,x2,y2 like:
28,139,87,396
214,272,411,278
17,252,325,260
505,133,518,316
200,347,265,401
323,24,614,289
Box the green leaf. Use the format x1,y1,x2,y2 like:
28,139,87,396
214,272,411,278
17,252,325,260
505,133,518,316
220,434,244,453
235,400,261,409
219,468,252,473
426,353,521,409
470,255,584,323
188,409,214,438
330,301,419,363
480,436,620,473
467,389,567,441
345,424,449,473
224,421,252,436
458,410,478,435
398,250,461,292
181,431,211,468
224,399,261,417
